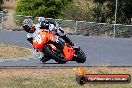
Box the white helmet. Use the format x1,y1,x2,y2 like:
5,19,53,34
23,19,33,26
22,19,35,33
38,17,45,23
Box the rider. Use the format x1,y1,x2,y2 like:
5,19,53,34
22,19,65,62
37,17,74,47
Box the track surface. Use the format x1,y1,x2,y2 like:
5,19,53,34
0,30,132,67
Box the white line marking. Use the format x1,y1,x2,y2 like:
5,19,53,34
0,61,4,62
13,60,19,61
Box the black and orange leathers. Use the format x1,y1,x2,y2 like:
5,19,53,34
39,21,74,46
32,29,75,61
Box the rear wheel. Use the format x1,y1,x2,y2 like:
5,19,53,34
44,46,66,64
75,49,86,63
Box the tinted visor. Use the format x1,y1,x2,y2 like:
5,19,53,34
23,25,31,32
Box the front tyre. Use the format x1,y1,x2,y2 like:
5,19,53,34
75,49,86,63
44,46,66,64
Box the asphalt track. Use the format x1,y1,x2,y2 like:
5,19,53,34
0,30,132,67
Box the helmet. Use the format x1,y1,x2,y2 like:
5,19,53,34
38,17,45,23
22,19,35,33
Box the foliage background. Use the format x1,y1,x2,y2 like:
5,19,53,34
0,0,131,25
0,0,3,11
16,0,72,18
15,0,132,25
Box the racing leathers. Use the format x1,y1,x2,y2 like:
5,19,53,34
26,23,65,62
39,20,74,46
26,23,45,60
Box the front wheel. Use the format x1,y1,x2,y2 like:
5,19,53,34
43,46,66,64
75,49,86,63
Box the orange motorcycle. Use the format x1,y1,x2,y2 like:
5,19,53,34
32,29,86,63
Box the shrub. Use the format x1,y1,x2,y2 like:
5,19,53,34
16,0,72,18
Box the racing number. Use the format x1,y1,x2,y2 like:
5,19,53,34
34,34,42,44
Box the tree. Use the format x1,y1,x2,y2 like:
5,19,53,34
93,0,132,24
16,0,72,18
0,0,3,11
116,0,132,24
61,0,94,21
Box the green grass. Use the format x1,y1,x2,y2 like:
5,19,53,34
0,68,132,88
0,74,131,88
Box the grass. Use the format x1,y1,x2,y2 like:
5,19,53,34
0,67,132,88
0,44,31,59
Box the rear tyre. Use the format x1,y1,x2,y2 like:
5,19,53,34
75,49,86,63
44,46,66,64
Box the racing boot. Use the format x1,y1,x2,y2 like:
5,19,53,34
61,35,80,50
38,52,49,63
40,56,50,63
61,35,74,46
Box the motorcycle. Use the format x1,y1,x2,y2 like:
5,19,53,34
32,29,86,63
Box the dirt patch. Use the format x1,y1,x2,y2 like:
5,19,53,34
2,0,21,30
0,69,74,79
0,44,31,59
2,0,19,9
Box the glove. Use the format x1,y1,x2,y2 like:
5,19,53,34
27,37,33,44
58,27,66,36
49,24,55,32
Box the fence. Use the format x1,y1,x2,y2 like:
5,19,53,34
0,12,132,38
0,11,3,30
